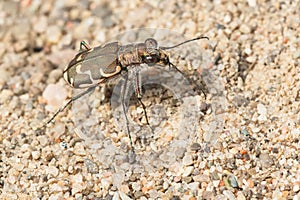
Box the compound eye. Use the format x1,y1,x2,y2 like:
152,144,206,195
145,55,158,65
145,38,158,49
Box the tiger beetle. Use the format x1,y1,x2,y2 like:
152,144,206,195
44,36,209,151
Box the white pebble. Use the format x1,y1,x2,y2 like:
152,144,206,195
71,174,85,194
0,69,10,84
45,166,59,177
223,190,236,200
73,143,86,156
72,182,84,195
49,193,63,200
247,0,257,7
31,151,41,160
257,103,267,121
237,191,246,200
8,174,17,184
182,166,194,177
213,180,220,187
119,191,132,200
244,48,252,55
49,183,64,193
43,83,68,112
112,192,120,200
240,24,251,34
182,154,193,166
293,184,300,192
132,182,141,191
188,182,199,191
14,163,25,172
101,178,112,190
38,135,49,146
33,16,48,33
46,25,62,44
224,14,232,23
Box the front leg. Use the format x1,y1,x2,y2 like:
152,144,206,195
132,68,155,137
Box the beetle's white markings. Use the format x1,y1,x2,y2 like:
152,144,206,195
100,65,122,77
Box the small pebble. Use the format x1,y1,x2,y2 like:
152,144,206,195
45,166,59,177
193,174,210,182
240,24,251,34
228,175,239,188
190,143,201,151
188,182,199,191
247,0,257,7
49,183,64,193
42,83,68,112
257,103,267,121
223,190,236,200
46,25,62,44
84,158,99,174
237,192,246,200
71,174,84,194
182,154,193,166
293,184,300,192
33,16,48,33
259,153,274,168
32,151,41,160
119,191,132,200
182,166,194,177
73,143,86,156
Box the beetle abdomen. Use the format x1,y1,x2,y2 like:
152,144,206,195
63,42,121,88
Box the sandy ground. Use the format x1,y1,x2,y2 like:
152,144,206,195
0,0,299,199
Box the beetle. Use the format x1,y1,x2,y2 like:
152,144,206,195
44,36,209,149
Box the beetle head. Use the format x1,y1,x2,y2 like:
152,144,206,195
142,38,170,66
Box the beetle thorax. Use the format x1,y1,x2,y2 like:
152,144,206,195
118,43,145,67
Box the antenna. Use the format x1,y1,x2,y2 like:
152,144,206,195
160,36,209,50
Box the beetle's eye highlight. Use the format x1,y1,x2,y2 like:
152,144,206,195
144,55,158,65
146,56,155,63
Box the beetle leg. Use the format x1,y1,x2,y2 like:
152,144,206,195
169,62,207,99
80,41,91,51
136,97,155,136
133,69,155,137
43,86,97,127
121,71,135,152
